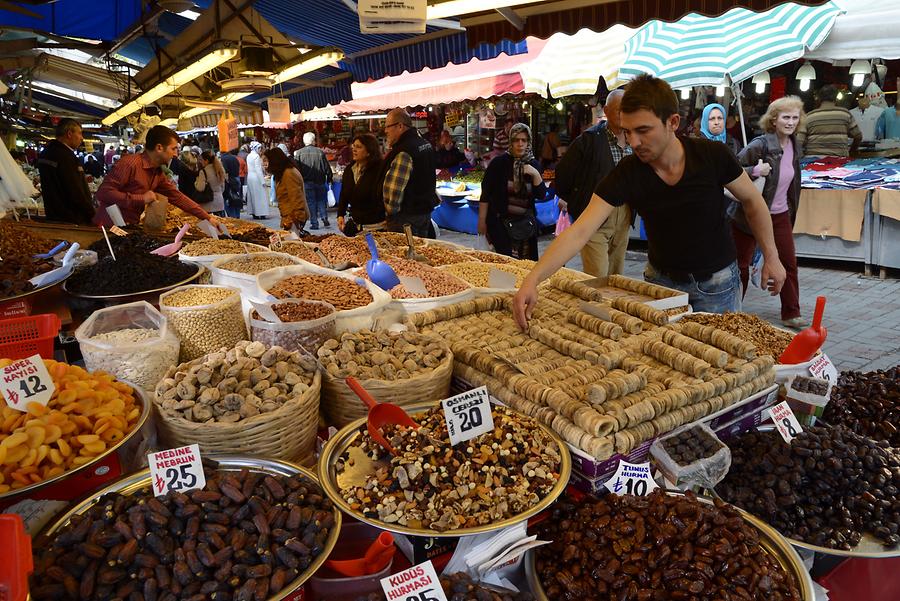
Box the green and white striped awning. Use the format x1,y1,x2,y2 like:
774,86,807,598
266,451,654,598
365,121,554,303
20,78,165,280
620,2,843,88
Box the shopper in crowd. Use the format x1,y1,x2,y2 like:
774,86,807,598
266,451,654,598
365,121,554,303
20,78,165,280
555,89,631,277
797,85,862,156
263,147,308,233
493,117,513,155
875,101,900,140
512,74,786,328
478,123,545,260
95,125,218,228
170,149,201,201
36,118,95,225
245,141,268,219
381,108,438,237
540,124,561,169
104,145,116,170
732,97,807,329
220,149,242,218
195,150,227,216
84,153,104,179
435,130,465,169
849,95,881,143
337,133,386,236
296,132,333,229
700,103,741,156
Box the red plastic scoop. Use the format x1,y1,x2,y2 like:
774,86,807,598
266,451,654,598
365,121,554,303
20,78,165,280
779,296,828,364
345,376,418,456
325,531,395,577
0,514,32,601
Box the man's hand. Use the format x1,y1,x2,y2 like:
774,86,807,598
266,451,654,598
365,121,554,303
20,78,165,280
512,279,539,331
337,216,345,232
140,190,156,204
207,214,221,229
522,164,541,184
477,219,488,237
755,159,772,177
761,255,787,296
557,198,568,212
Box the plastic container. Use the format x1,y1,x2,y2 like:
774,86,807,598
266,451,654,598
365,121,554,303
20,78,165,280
650,423,731,489
307,521,394,601
0,313,60,360
250,299,337,354
159,285,247,362
75,301,180,392
0,514,32,601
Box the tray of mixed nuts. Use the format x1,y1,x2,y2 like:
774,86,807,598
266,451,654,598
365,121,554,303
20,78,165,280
318,401,571,537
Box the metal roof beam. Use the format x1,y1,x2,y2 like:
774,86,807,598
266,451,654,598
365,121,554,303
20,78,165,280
495,7,524,30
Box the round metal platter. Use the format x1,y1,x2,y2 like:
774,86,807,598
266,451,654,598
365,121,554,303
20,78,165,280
524,492,815,601
62,263,205,300
318,400,572,538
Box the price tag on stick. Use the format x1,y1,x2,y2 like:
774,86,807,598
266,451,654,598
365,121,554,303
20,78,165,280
769,401,803,443
1,355,55,412
148,444,206,497
808,353,838,384
380,560,449,601
441,386,494,446
604,460,659,496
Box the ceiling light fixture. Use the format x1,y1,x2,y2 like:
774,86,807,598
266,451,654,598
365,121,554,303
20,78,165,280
796,62,816,92
849,59,870,88
751,70,770,94
272,47,344,85
426,0,544,20
715,85,725,97
680,88,690,100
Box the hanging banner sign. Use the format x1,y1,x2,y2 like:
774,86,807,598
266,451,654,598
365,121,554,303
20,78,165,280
268,98,291,124
359,0,426,34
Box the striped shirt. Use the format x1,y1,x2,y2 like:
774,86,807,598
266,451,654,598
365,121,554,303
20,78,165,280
797,106,862,157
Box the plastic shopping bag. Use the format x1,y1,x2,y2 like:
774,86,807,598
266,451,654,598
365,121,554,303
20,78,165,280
475,234,491,251
326,185,336,208
217,110,239,152
555,210,572,236
750,247,765,289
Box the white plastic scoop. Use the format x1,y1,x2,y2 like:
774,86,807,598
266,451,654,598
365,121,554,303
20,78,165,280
30,242,80,288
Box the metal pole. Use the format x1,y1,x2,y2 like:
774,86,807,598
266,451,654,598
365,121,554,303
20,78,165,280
730,78,749,147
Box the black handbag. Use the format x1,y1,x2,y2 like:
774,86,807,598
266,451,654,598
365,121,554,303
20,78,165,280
502,213,538,242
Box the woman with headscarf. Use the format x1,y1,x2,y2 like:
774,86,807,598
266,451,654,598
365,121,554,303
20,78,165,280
478,122,546,260
700,103,741,156
245,141,268,218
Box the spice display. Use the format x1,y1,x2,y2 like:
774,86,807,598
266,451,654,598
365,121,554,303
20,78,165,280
822,367,899,446
0,360,140,493
317,330,449,380
180,239,267,256
267,275,373,311
87,232,163,258
354,572,534,601
533,491,802,600
250,301,336,354
335,405,562,531
362,256,470,299
272,241,324,265
217,254,297,275
155,340,318,424
680,312,794,358
160,286,247,362
441,262,531,288
30,463,336,601
66,252,199,297
80,329,180,391
717,426,900,549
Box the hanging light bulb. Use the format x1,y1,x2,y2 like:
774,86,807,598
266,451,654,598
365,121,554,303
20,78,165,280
522,100,528,107
796,62,816,92
849,59,870,88
555,100,564,111
715,85,725,97
488,102,494,109
680,88,690,100
751,70,770,94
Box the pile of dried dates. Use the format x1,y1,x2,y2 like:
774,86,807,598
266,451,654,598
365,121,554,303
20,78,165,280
823,367,899,446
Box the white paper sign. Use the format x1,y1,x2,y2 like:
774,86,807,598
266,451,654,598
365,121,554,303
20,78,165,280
578,300,612,321
381,560,448,601
1,355,55,412
441,387,494,446
604,460,659,496
487,268,517,289
148,444,206,497
769,401,803,443
808,353,839,384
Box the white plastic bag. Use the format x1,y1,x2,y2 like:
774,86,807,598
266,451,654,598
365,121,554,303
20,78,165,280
750,247,764,289
326,185,336,208
475,234,492,251
649,423,731,489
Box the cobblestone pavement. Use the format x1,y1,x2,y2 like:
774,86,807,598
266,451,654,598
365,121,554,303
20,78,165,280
252,207,899,374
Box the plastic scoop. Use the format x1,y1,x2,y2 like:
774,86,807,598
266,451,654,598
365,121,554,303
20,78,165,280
326,531,395,577
196,219,220,239
364,233,400,290
105,204,126,227
30,242,80,288
249,299,281,323
345,376,418,456
34,241,68,260
152,223,191,256
779,296,828,364
403,224,430,264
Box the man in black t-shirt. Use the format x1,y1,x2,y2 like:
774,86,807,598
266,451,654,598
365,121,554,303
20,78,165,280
513,75,786,329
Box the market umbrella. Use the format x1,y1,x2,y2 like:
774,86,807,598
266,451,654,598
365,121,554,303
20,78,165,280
519,25,636,97
804,0,900,61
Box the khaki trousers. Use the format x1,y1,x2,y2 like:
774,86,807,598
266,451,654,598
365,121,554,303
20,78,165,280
580,205,632,277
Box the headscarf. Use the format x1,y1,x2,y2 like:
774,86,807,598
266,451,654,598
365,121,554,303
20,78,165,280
700,103,728,143
250,141,262,153
508,122,535,196
277,143,289,155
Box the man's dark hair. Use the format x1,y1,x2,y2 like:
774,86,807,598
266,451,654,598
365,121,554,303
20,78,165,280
816,84,839,103
263,147,292,181
620,74,679,123
145,125,179,151
55,118,81,138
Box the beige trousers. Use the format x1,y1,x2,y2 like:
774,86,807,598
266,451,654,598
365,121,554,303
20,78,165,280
580,205,632,277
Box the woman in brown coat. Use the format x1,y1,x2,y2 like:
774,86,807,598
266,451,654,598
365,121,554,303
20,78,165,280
263,148,309,232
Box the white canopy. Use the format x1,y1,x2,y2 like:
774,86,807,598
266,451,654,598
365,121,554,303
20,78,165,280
805,0,900,61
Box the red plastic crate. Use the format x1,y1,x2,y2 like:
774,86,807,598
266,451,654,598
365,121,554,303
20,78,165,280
0,514,32,601
0,314,60,361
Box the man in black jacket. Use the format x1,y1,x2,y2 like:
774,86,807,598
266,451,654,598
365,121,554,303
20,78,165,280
37,119,95,224
380,108,437,237
555,90,631,276
220,150,242,218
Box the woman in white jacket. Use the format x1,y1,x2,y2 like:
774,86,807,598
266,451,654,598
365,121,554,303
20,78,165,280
195,150,226,215
245,141,268,218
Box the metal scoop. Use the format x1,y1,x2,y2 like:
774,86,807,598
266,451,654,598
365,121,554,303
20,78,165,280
151,223,191,256
345,376,418,456
403,224,430,264
364,232,400,291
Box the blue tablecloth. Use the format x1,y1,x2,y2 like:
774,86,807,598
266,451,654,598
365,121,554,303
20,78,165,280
432,191,561,235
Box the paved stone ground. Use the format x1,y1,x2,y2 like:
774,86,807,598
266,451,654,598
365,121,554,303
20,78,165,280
251,206,900,374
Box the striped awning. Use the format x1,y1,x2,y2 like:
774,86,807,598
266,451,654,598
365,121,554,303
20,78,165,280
520,26,635,98
620,2,843,88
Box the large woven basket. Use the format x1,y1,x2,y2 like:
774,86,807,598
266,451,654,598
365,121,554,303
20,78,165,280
153,360,321,464
321,352,453,427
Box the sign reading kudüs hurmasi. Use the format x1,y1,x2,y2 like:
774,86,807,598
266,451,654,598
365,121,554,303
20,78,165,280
380,560,448,601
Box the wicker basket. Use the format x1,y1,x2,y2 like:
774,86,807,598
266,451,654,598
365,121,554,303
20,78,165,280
321,352,453,427
153,360,321,464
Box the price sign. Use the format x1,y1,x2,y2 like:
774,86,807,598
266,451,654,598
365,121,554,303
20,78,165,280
380,560,448,601
808,353,838,384
441,387,494,447
604,461,659,496
769,401,803,443
148,444,206,497
1,355,55,412
269,232,283,248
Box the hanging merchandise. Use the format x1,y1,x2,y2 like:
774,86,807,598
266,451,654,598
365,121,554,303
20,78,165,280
480,110,496,129
217,110,239,152
268,98,291,124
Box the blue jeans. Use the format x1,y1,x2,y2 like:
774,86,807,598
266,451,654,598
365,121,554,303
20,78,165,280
304,183,328,227
644,261,742,314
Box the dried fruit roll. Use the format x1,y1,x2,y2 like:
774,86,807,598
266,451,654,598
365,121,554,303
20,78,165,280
679,322,757,359
642,339,712,379
586,370,647,404
659,327,728,367
566,309,624,340
550,274,605,302
610,298,669,326
606,307,644,334
607,274,679,299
